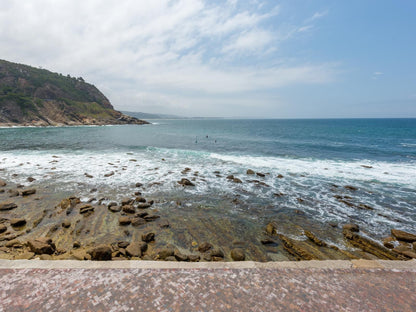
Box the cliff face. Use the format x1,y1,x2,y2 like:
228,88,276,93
0,60,148,126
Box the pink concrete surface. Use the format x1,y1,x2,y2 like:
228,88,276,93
0,267,415,311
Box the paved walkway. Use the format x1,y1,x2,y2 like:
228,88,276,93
0,260,415,311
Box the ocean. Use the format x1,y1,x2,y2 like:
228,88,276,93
0,118,415,255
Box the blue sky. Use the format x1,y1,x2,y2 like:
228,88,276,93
0,0,415,117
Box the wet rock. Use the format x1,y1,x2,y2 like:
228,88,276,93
108,202,118,208
178,178,195,186
328,222,338,228
131,217,146,227
304,231,327,247
135,197,146,203
62,220,71,228
122,205,136,214
233,178,243,183
188,254,200,262
0,202,17,211
27,177,36,182
22,188,36,196
28,238,56,255
230,248,245,261
135,182,143,187
157,248,174,260
104,171,115,177
8,190,19,197
0,189,4,194
137,203,151,209
246,169,255,175
121,198,134,206
266,222,277,235
117,241,130,249
144,214,160,222
119,216,131,226
88,245,112,261
413,242,416,251
10,218,26,227
361,165,373,169
0,180,6,187
343,224,359,232
84,173,93,178
0,224,7,234
109,205,122,213
226,175,234,180
135,212,148,218
277,174,284,179
174,250,189,261
79,204,94,214
383,237,396,249
142,232,155,242
391,229,416,243
198,242,213,253
181,168,191,174
126,242,143,258
343,229,406,260
344,185,358,191
256,172,265,177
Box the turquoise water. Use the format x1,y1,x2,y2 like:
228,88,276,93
0,119,415,240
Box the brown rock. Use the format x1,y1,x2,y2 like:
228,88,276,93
382,237,396,249
174,250,189,261
15,252,35,260
107,202,118,208
122,205,135,214
126,242,143,257
343,224,360,232
28,238,55,255
159,220,170,228
88,245,112,261
0,202,17,211
71,249,88,260
121,198,134,206
266,222,277,235
21,189,36,196
79,204,94,214
246,169,255,175
230,248,245,261
277,174,284,179
256,172,265,177
135,182,143,187
0,179,6,187
135,197,146,203
210,248,224,258
304,231,327,247
344,185,358,191
62,220,71,228
391,229,416,242
39,254,53,260
109,205,122,213
73,241,81,248
157,248,174,260
198,242,213,253
165,256,177,261
137,203,151,209
104,171,114,177
131,217,146,227
0,224,7,233
188,254,200,262
144,214,160,222
142,232,155,242
118,216,131,226
178,178,195,186
233,178,242,183
10,218,26,227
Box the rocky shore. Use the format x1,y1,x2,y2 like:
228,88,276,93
1,173,415,262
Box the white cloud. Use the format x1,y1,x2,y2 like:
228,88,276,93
0,0,336,117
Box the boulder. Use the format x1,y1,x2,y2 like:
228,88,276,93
88,245,112,261
122,205,135,214
121,198,134,206
126,242,143,258
198,242,213,253
118,216,131,226
10,218,26,227
109,205,122,213
256,172,265,177
233,178,242,183
343,224,359,232
277,174,284,179
0,202,17,211
135,197,146,203
28,238,56,255
131,217,146,227
137,203,151,209
21,189,36,196
178,178,195,186
157,248,174,260
142,232,155,242
391,229,416,242
0,224,7,234
107,202,118,208
230,248,246,261
246,169,255,175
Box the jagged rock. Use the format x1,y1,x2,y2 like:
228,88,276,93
178,178,195,186
343,224,359,232
10,218,26,227
118,216,131,226
0,224,7,233
266,222,277,235
343,229,406,260
198,242,213,253
0,202,17,211
131,217,146,227
21,189,36,196
88,245,112,261
391,229,416,242
79,204,94,214
304,231,327,247
28,238,56,255
230,248,245,261
246,169,255,175
122,205,135,214
142,232,155,242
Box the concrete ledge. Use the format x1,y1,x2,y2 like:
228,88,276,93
0,259,415,270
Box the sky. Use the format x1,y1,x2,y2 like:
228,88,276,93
0,0,415,118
